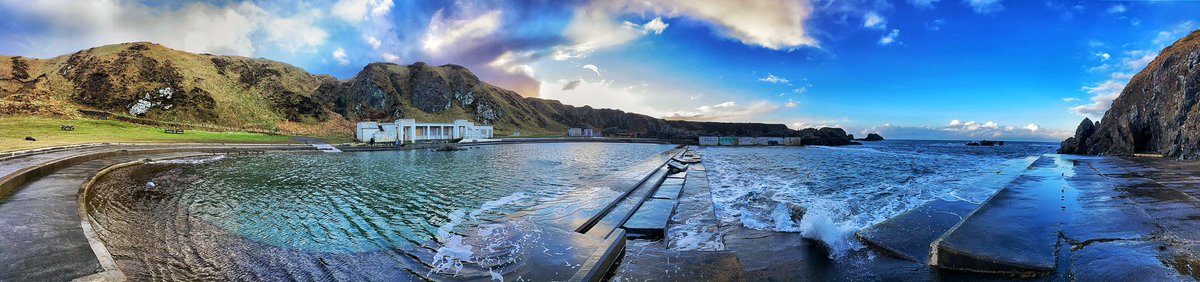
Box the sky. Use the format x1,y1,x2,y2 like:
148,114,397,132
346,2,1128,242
2,0,1198,141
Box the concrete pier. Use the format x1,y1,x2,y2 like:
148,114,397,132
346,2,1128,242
931,156,1068,275
855,199,977,262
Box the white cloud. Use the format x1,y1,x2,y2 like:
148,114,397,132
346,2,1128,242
1096,52,1110,61
488,50,536,77
641,17,670,35
785,101,799,108
381,52,400,63
1153,21,1196,45
1107,4,1126,14
583,64,601,76
793,87,808,95
759,74,789,84
580,0,818,51
422,9,503,55
908,0,940,9
878,29,900,45
859,120,1069,141
264,9,329,53
1062,97,1079,102
1122,50,1157,71
662,101,782,122
0,1,277,57
332,48,350,65
539,79,661,115
1072,80,1124,119
366,36,382,50
332,0,394,23
964,0,1004,14
863,12,886,29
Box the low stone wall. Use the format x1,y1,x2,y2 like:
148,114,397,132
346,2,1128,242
0,145,315,200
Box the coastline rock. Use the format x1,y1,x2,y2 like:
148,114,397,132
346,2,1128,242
799,127,856,146
1057,118,1097,154
862,133,885,141
1058,30,1200,159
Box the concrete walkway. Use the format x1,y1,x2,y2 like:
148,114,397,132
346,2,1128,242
0,152,199,281
0,144,315,281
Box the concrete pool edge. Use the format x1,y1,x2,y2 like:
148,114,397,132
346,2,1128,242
0,144,317,200
75,159,144,282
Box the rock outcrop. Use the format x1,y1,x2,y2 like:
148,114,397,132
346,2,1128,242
1058,30,1200,159
861,133,885,141
1057,118,1097,154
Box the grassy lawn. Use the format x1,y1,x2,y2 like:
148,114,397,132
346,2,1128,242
0,116,298,152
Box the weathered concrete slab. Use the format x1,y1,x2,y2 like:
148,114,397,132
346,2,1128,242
662,177,685,187
856,199,977,262
1069,241,1185,281
931,156,1067,275
624,199,678,240
667,167,725,251
652,183,684,200
610,240,744,281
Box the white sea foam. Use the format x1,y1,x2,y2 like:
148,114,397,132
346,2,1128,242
428,192,531,278
147,155,226,165
700,141,1053,258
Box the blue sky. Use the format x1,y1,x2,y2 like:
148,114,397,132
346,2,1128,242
2,0,1198,141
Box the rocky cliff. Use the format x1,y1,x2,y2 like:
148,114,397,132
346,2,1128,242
0,42,851,142
1059,30,1200,159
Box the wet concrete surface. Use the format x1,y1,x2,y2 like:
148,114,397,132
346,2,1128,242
624,199,677,240
0,152,201,281
611,158,746,281
931,156,1070,274
855,199,977,262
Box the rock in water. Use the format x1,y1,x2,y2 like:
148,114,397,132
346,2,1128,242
863,133,885,141
1059,30,1200,159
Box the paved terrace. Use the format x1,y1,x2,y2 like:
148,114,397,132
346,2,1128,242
856,154,1200,280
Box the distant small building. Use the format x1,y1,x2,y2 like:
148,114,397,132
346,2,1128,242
719,137,737,146
510,131,521,137
567,127,600,137
701,136,796,146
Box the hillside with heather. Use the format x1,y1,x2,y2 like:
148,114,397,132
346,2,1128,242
0,42,851,142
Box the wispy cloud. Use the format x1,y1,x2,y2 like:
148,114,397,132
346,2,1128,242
662,101,782,122
859,119,1069,141
759,74,790,84
878,29,900,45
964,0,1003,14
863,12,886,29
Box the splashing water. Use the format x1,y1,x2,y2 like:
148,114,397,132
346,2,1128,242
700,140,1054,257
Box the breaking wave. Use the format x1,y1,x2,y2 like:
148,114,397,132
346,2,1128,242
701,140,1053,257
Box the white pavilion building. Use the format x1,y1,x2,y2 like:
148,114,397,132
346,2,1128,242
356,119,494,143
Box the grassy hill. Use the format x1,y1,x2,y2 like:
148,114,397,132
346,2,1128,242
1,42,845,147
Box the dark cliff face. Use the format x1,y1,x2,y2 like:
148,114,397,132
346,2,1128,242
1059,30,1200,159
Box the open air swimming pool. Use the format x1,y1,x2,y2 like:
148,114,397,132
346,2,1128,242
84,143,675,280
